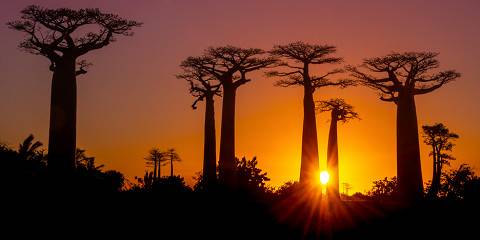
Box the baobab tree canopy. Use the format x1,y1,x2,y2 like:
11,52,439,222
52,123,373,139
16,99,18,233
347,52,460,103
7,5,142,67
317,98,360,123
268,41,351,90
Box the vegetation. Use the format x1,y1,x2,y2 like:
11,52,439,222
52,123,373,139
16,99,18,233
422,123,459,198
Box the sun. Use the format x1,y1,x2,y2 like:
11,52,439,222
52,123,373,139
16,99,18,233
320,171,330,185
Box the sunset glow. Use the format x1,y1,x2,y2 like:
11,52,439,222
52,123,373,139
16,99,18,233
320,171,330,185
0,0,478,193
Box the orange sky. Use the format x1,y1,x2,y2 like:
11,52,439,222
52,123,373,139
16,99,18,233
1,0,479,193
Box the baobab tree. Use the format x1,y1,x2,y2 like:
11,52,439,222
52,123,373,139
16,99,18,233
7,5,141,175
347,52,460,200
165,148,181,177
317,98,359,198
145,148,167,180
422,123,459,198
268,42,350,185
181,46,276,186
177,63,221,187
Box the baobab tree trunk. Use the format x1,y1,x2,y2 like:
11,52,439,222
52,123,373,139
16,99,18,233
203,95,217,186
48,57,77,176
327,111,340,198
300,84,320,185
219,83,237,186
396,91,424,200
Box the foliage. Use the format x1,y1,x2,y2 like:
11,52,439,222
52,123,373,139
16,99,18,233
316,98,360,123
235,156,271,193
0,134,124,192
439,164,478,200
347,52,460,103
368,177,398,200
274,181,301,199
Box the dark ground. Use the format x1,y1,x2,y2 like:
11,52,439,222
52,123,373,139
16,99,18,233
2,192,478,240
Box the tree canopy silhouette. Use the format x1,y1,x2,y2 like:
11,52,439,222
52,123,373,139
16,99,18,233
317,98,359,198
165,148,181,177
145,148,168,179
181,46,276,186
7,5,141,176
267,42,351,185
178,62,221,187
422,123,459,198
347,52,460,200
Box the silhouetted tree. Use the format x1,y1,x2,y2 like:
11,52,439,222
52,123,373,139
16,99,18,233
7,5,141,175
76,148,103,171
177,64,221,187
317,98,359,198
368,177,398,200
422,123,459,198
235,156,270,193
347,52,460,200
439,164,477,200
145,148,167,179
18,134,44,162
181,46,276,186
268,42,350,184
165,148,181,177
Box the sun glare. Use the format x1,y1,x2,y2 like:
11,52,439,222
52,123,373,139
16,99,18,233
320,171,330,185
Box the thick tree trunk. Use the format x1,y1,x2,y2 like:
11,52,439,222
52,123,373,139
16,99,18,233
299,84,319,185
396,91,424,200
327,111,339,198
203,95,217,187
47,57,77,176
219,83,237,186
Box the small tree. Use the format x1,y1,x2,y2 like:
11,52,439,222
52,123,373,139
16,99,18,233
267,42,351,185
7,5,141,175
440,164,477,200
165,148,181,177
368,177,398,200
145,148,167,179
347,52,460,200
17,134,44,162
422,123,459,198
317,98,359,198
235,156,271,194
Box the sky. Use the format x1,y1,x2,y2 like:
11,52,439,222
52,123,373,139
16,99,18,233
0,0,479,193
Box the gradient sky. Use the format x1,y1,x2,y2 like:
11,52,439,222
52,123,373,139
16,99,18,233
1,0,479,193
